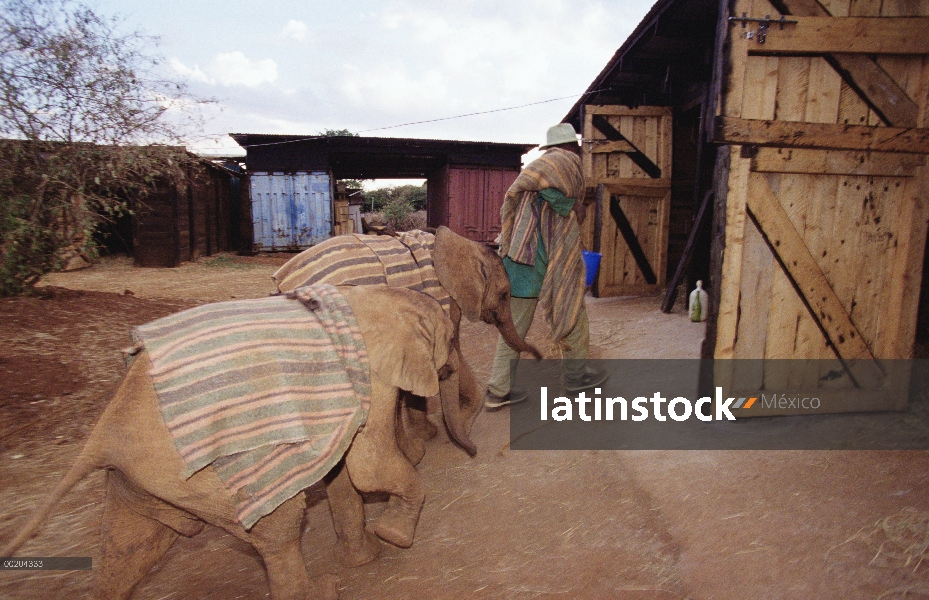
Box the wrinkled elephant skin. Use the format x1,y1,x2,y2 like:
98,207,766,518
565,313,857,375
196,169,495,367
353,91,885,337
1,286,454,600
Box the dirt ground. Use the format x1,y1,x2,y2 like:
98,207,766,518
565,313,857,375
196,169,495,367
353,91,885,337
2,253,929,599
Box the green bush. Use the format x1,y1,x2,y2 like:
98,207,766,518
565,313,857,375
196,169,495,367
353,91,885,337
381,196,415,230
362,183,426,213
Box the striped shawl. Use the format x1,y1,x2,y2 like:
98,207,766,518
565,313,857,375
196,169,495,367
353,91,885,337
498,147,586,344
272,231,451,315
133,284,369,529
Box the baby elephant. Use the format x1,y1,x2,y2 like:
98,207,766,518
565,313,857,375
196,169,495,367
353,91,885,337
1,285,455,600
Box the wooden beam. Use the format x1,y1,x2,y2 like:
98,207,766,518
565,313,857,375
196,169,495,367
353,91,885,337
592,115,663,178
592,184,606,297
602,178,672,190
745,173,884,385
603,182,671,197
585,105,673,118
589,141,636,154
609,195,658,285
661,190,714,313
767,0,919,127
750,147,925,176
714,117,929,153
825,54,919,128
748,17,929,55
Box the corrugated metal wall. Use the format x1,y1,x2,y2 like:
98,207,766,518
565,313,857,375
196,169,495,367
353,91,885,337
134,163,238,267
249,171,332,251
431,167,519,244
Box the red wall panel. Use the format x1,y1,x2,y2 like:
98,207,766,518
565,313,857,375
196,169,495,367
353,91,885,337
445,167,519,244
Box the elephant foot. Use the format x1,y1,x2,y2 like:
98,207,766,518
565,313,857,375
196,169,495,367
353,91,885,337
311,573,340,600
370,497,423,549
335,529,381,568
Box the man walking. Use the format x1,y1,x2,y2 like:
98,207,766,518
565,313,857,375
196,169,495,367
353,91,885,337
486,123,608,408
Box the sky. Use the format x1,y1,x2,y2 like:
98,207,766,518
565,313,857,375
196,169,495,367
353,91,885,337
93,0,656,173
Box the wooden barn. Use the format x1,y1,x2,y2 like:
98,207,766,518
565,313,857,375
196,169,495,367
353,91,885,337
132,158,245,268
565,0,929,413
229,134,533,248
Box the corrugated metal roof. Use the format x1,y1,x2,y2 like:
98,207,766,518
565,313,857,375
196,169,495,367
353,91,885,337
228,133,536,152
229,133,535,179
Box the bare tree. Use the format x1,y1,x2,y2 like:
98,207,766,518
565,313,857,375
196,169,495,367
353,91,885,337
0,0,212,295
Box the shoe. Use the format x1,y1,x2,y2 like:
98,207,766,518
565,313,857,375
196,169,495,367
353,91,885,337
484,389,528,409
564,366,610,393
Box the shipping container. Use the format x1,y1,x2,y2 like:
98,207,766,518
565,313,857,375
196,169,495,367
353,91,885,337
231,134,532,250
133,159,242,267
428,166,520,244
249,171,332,251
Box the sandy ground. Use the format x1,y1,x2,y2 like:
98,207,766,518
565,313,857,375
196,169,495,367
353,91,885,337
0,252,927,599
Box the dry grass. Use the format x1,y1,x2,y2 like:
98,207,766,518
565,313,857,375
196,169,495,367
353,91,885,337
829,508,929,573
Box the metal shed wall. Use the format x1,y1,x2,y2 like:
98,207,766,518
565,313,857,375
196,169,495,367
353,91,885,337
133,162,239,267
427,166,520,244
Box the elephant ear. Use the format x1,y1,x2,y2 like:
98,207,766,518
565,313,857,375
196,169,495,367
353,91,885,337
348,287,453,398
433,226,486,323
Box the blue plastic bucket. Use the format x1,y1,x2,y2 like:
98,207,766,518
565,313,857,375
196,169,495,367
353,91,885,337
582,250,602,287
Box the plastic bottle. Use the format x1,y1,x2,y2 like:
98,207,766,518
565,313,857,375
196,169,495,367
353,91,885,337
689,280,708,322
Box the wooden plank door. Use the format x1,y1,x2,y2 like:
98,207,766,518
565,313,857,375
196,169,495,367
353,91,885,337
710,0,929,414
581,105,672,296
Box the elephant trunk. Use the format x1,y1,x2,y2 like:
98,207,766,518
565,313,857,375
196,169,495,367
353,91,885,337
491,308,543,360
439,349,477,456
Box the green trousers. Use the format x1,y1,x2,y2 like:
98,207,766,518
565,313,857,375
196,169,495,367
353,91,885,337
487,296,590,397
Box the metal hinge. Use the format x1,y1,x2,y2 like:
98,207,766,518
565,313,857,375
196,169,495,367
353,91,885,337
728,13,798,44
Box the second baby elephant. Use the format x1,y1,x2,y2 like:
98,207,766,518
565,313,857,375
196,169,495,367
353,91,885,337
1,285,455,600
273,226,542,456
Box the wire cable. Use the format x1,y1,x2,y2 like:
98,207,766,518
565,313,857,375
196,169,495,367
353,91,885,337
235,87,607,148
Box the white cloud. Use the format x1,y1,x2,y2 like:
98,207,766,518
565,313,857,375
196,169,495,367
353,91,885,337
280,19,308,41
332,1,634,125
169,58,215,85
212,52,278,87
152,2,654,144
170,52,277,88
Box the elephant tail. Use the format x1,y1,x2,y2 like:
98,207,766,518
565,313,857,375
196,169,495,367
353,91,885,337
0,440,103,557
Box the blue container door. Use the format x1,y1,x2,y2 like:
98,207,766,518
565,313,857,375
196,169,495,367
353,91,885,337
292,172,312,247
250,171,331,251
249,172,274,251
271,173,292,249
307,172,332,245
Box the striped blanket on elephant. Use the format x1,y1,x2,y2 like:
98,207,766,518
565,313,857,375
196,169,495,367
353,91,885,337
272,231,451,315
498,147,586,344
133,284,369,529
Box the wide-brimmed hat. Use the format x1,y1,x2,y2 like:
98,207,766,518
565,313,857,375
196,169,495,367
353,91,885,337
539,123,579,149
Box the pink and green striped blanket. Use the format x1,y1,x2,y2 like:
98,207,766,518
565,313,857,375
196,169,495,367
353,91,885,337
132,284,369,529
272,230,452,315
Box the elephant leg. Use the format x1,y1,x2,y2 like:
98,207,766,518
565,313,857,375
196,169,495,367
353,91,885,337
456,354,484,436
96,472,181,600
248,493,339,600
346,378,425,549
403,393,438,441
436,344,478,456
326,461,381,567
396,394,427,466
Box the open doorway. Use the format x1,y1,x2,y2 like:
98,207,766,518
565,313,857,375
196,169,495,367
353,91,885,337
335,178,427,233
